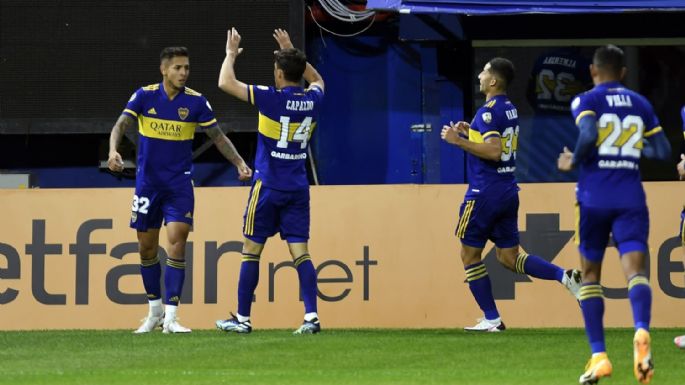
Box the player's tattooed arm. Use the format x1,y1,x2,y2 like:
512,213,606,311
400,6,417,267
107,114,135,172
206,125,253,181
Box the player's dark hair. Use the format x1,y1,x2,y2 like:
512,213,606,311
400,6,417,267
160,47,189,62
487,57,515,89
274,48,307,83
593,45,625,75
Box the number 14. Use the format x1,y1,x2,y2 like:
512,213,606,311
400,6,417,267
277,116,312,149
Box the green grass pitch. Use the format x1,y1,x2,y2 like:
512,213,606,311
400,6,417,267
0,329,683,384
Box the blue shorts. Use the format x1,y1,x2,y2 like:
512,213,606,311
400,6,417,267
576,202,649,262
129,183,194,232
242,180,310,244
456,192,519,249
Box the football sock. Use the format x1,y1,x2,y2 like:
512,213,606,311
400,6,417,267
465,262,500,320
164,258,186,306
164,304,177,322
140,254,161,301
237,253,260,317
628,274,651,331
305,312,319,322
579,283,606,354
515,252,564,282
148,298,163,317
294,254,318,314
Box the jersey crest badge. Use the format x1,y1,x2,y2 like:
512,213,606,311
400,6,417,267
482,112,492,124
178,107,189,120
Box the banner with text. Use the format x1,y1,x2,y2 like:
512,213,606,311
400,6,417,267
0,184,683,329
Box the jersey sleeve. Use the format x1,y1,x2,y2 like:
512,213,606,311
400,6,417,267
571,93,596,126
473,107,502,140
247,84,278,111
307,84,324,99
196,96,218,130
122,88,144,118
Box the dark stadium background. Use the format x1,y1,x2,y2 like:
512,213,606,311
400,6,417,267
1,0,684,186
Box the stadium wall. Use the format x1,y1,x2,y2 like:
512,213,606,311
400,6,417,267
0,183,683,330
307,35,466,185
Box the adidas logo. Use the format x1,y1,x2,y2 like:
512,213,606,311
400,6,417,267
184,212,192,218
147,107,157,115
169,296,179,303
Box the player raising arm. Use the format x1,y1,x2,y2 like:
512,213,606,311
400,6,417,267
215,28,325,334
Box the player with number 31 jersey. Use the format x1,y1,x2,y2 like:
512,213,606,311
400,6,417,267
441,58,582,334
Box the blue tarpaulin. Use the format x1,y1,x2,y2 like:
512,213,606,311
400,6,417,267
366,0,685,14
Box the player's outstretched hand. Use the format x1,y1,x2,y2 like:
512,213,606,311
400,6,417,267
557,146,574,172
226,27,243,57
237,162,253,181
108,151,124,172
273,29,294,50
677,153,685,180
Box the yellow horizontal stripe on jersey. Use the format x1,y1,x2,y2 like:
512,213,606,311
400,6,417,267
482,131,501,140
643,126,663,138
485,100,497,108
468,128,484,144
257,113,317,142
198,119,217,127
124,108,138,117
138,116,196,141
575,110,596,125
258,113,282,140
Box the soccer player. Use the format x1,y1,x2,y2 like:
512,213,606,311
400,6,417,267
108,47,252,334
214,28,325,334
557,45,671,384
441,57,582,333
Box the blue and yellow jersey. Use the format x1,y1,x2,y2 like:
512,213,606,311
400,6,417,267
122,83,217,188
247,84,323,191
466,94,519,197
571,81,663,208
